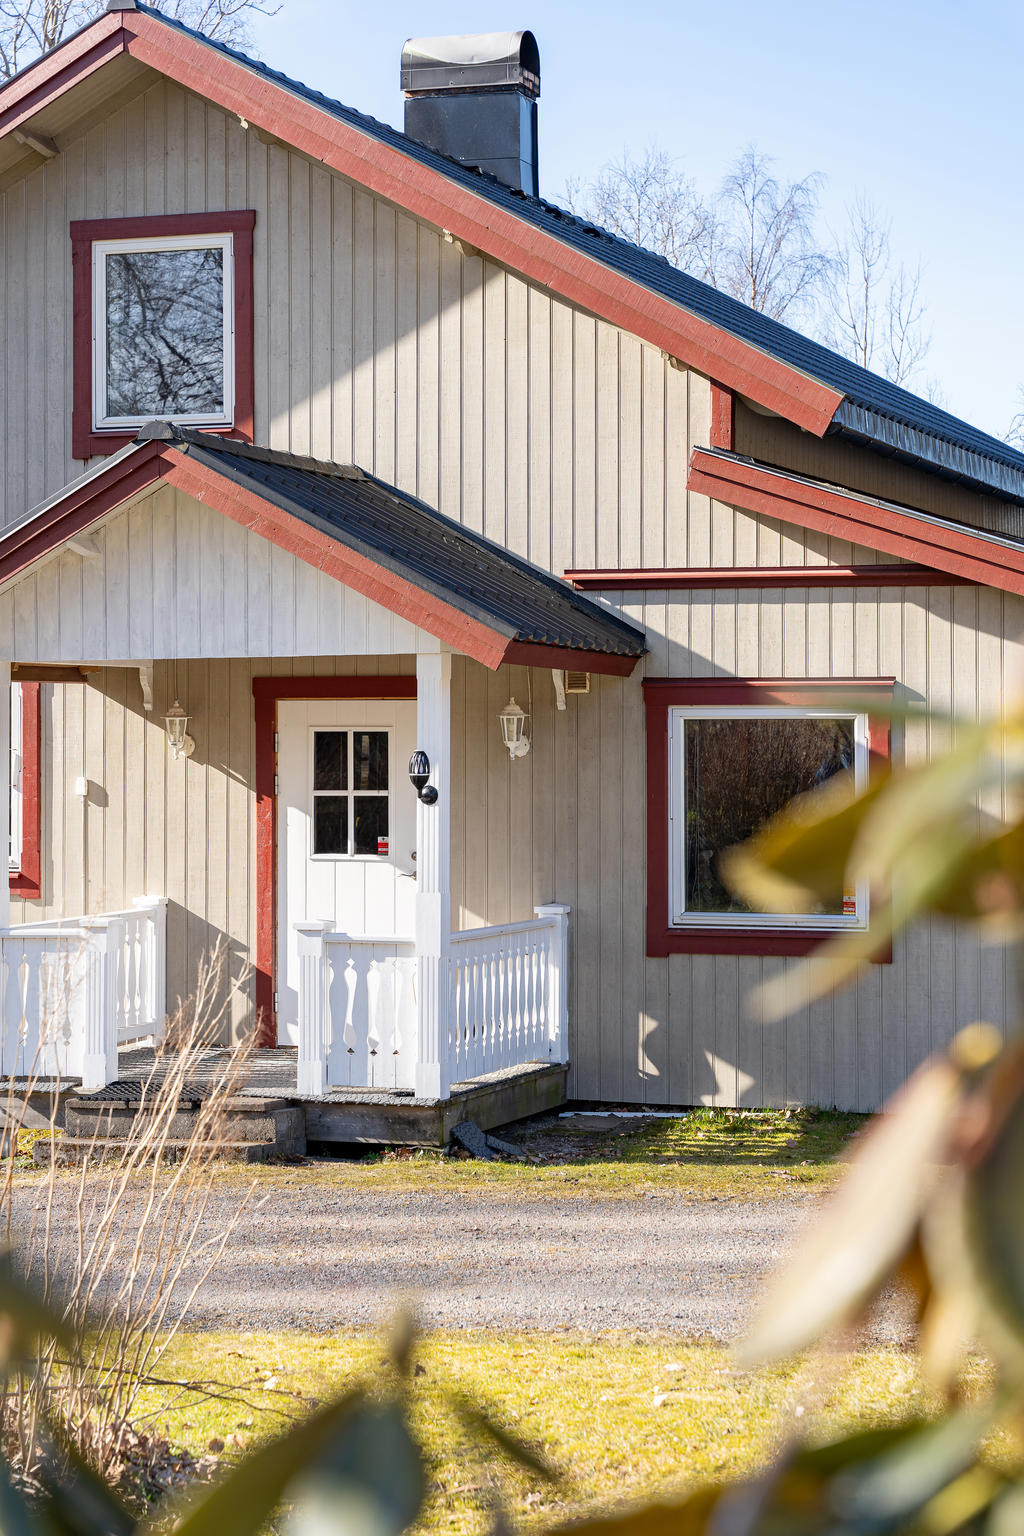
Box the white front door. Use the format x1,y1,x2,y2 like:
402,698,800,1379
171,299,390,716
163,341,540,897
276,699,417,1046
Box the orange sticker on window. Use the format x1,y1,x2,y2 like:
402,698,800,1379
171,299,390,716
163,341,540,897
377,837,389,856
842,891,857,916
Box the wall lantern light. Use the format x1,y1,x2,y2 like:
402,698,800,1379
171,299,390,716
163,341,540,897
499,697,531,760
408,749,438,804
164,698,195,760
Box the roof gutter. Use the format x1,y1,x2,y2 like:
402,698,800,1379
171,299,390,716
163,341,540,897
830,400,1024,506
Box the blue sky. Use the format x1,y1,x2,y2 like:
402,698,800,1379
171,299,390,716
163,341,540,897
248,0,1024,442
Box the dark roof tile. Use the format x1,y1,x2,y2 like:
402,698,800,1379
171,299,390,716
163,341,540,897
168,428,646,659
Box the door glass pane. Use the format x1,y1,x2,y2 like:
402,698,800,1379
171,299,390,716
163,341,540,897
352,731,388,791
685,717,854,915
313,795,348,855
353,795,389,855
104,246,225,419
314,731,346,791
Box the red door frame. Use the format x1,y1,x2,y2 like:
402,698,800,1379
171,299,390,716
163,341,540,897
252,674,418,1045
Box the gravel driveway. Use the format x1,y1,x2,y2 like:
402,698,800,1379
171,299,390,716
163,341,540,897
15,1184,906,1342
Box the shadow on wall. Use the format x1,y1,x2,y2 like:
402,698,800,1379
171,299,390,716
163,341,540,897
164,900,256,1047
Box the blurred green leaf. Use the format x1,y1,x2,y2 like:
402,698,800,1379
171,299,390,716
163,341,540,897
542,1486,721,1536
0,1459,52,1536
450,1394,559,1483
722,772,887,915
38,1418,135,1536
287,1398,424,1536
826,1406,991,1530
736,1055,963,1366
0,1251,74,1364
164,1389,422,1536
987,1480,1024,1534
961,1049,1024,1359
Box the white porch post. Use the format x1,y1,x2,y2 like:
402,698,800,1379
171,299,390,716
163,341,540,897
78,916,118,1093
535,903,570,1063
414,653,452,1099
0,661,10,934
296,919,331,1096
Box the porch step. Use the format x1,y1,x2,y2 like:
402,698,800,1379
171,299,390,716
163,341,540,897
36,1135,282,1166
62,1094,306,1158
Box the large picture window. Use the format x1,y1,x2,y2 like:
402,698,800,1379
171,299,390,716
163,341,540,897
71,211,255,460
644,679,894,958
669,707,867,928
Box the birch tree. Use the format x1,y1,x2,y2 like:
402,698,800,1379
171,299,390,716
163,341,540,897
823,194,930,385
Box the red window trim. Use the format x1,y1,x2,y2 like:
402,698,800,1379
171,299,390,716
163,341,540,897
10,681,41,898
71,210,256,462
252,675,419,1046
643,677,894,959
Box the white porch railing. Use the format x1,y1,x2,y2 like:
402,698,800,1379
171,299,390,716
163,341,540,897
296,903,569,1099
295,926,417,1096
447,905,569,1082
0,897,167,1091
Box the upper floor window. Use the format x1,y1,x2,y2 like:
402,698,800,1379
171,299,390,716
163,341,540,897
71,211,255,461
94,234,233,432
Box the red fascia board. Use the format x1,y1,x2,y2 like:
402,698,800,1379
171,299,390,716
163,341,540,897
500,640,639,676
643,676,893,960
0,445,166,585
92,12,845,436
0,16,126,138
10,681,41,899
251,673,418,1044
566,564,976,591
689,450,1024,595
71,212,255,460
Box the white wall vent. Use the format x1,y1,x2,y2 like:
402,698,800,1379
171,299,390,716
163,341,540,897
564,671,590,695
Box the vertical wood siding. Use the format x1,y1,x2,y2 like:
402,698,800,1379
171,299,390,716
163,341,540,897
3,78,1011,567
0,487,444,661
450,584,1024,1112
12,655,418,1034
3,79,1023,1104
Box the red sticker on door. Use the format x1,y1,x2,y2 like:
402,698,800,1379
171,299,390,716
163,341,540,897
377,837,389,856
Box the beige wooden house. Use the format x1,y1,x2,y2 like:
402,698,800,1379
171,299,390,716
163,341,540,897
0,3,1022,1134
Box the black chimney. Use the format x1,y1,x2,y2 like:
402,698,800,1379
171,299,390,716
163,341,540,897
401,31,540,197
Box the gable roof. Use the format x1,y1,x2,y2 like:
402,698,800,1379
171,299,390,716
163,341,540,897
3,4,1023,508
0,424,645,673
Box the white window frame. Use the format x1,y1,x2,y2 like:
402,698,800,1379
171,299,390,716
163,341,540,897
9,682,22,875
308,726,393,863
91,232,235,433
668,704,870,930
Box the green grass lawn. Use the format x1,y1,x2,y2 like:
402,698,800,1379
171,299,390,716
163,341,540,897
16,1106,866,1198
133,1329,972,1536
251,1106,865,1198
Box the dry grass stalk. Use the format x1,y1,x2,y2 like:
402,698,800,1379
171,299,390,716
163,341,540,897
0,943,262,1489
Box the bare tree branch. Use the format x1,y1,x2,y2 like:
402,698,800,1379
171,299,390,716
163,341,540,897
565,147,719,281
821,194,931,386
713,146,832,323
0,0,277,80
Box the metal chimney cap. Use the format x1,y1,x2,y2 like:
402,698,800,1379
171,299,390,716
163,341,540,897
401,31,539,99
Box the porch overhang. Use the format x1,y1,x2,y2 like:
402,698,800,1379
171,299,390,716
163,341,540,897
0,426,646,675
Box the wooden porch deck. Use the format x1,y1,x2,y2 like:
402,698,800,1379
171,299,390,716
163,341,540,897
7,1045,568,1149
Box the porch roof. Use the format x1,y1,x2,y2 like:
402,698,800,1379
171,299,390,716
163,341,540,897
0,424,646,674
